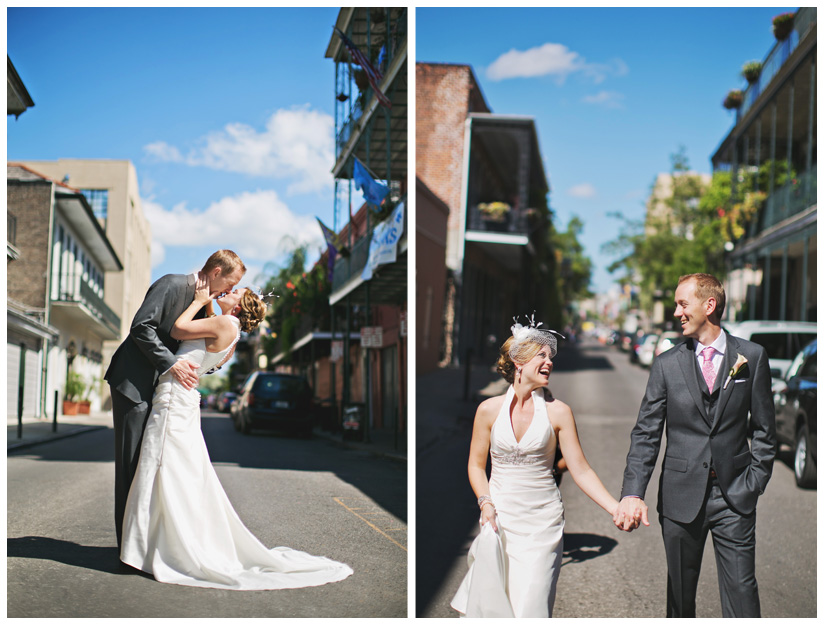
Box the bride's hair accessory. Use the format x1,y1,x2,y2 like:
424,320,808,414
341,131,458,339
245,285,280,310
509,312,565,361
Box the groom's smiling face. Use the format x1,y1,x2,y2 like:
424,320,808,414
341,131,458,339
209,266,245,298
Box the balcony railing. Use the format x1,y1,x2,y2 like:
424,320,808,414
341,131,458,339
331,200,407,294
466,204,530,236
334,8,407,158
750,165,817,235
56,278,121,334
739,8,815,120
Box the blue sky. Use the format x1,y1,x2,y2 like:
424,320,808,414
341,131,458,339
417,6,794,293
8,7,344,286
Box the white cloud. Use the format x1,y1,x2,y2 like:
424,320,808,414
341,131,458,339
143,106,334,195
567,183,597,199
142,190,323,269
487,43,627,84
582,90,625,109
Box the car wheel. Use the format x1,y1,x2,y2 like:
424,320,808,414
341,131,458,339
241,415,252,435
232,414,241,432
794,423,816,488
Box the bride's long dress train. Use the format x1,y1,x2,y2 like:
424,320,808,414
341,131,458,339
451,385,564,617
120,317,353,589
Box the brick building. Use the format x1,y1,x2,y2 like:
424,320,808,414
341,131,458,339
7,164,122,417
416,63,558,367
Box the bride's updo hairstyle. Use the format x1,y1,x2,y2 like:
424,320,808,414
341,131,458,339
236,289,267,333
496,314,565,384
497,336,542,384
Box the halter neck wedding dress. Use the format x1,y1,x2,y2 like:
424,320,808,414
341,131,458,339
120,316,353,589
451,385,564,617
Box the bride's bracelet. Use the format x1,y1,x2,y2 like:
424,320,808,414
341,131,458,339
477,495,495,510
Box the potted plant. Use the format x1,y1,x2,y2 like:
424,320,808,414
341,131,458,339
63,370,86,416
478,201,511,222
723,89,744,110
772,12,795,41
742,61,762,84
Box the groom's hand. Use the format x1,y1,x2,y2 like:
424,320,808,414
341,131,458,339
613,496,649,532
170,359,199,390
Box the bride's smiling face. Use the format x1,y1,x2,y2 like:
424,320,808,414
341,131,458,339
216,288,247,315
518,345,554,386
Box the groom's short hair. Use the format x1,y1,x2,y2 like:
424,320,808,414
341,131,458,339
203,250,246,276
679,273,725,322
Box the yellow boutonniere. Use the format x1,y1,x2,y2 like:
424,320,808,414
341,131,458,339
723,353,748,389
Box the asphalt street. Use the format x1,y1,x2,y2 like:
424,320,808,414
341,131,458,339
7,411,407,618
416,336,816,618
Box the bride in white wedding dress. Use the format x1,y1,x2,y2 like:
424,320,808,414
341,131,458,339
120,278,353,589
451,316,619,617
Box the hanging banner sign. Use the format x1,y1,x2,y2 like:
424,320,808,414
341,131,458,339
361,201,404,281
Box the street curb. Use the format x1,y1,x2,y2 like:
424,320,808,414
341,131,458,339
7,425,108,452
312,429,407,465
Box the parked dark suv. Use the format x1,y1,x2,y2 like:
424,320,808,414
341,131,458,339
774,339,817,488
233,372,314,437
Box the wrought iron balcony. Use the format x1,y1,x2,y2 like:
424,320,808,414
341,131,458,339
53,278,121,339
739,8,816,120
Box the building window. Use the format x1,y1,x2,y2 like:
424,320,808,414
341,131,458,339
82,189,109,222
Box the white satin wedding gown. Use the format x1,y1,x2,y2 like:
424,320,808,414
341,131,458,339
120,316,353,589
451,385,564,617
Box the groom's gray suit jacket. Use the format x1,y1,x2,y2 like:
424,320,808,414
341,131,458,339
104,273,200,405
621,331,776,523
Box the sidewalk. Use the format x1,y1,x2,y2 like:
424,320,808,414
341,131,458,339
7,411,113,452
416,361,508,456
7,409,406,463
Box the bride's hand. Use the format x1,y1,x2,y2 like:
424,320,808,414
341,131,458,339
194,275,211,305
480,503,498,532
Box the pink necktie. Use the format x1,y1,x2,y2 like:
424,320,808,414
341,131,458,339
701,347,717,391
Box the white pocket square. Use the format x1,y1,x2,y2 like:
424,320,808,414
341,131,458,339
734,379,747,384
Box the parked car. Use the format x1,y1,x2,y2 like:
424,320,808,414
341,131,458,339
654,331,685,359
216,391,237,413
629,332,648,364
725,320,816,380
232,372,315,437
773,339,816,488
637,333,660,368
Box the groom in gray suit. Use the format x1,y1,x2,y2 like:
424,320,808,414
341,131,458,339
614,273,776,618
105,249,246,548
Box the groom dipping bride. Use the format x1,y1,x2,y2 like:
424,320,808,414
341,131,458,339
104,250,353,589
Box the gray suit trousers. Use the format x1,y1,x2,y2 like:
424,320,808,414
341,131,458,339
111,388,152,549
662,478,760,618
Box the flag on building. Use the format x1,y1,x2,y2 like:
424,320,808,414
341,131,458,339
333,26,392,108
353,157,390,209
316,217,341,281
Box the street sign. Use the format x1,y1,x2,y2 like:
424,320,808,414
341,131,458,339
360,326,383,348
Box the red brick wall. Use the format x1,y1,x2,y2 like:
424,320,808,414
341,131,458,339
416,178,449,374
416,63,490,233
7,181,52,309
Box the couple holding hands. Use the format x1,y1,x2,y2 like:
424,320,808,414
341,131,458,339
452,273,775,618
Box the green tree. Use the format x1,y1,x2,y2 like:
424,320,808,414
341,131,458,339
258,243,331,366
550,215,593,308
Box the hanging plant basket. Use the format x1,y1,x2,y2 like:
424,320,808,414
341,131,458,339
723,89,744,110
742,61,762,84
478,201,511,222
772,13,795,41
